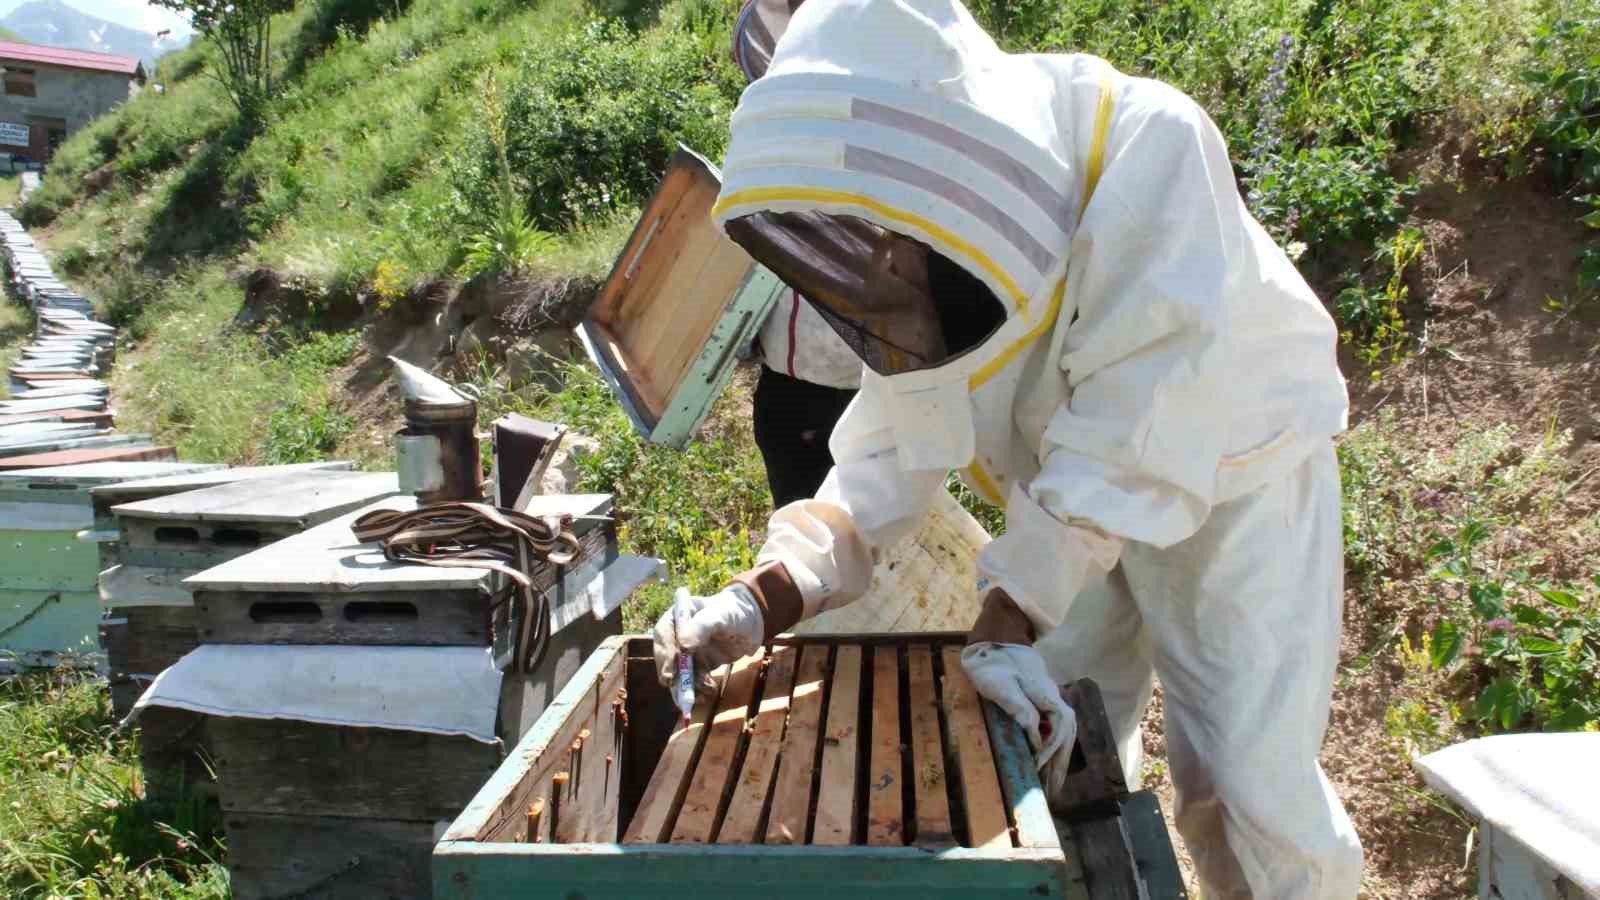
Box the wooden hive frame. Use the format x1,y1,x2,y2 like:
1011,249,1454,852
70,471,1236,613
436,634,1187,899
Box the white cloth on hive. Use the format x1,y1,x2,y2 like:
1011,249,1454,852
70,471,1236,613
129,644,503,744
1414,732,1600,896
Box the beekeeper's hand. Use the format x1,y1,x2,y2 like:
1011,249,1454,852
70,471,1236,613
961,588,1077,782
652,585,764,692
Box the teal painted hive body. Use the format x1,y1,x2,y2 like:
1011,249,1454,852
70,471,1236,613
0,461,223,667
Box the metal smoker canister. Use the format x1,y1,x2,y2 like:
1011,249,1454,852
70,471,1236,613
396,396,481,503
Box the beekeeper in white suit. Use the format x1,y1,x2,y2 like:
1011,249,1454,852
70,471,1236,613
654,0,1363,895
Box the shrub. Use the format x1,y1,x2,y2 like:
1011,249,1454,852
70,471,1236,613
1425,520,1600,732
454,19,736,232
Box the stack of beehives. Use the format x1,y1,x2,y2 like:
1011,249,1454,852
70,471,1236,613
129,488,661,898
0,211,177,470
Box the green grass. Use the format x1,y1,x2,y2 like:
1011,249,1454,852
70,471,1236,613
107,264,363,465
0,673,227,899
0,291,33,398
465,356,772,631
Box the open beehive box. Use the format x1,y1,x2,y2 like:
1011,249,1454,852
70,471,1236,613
577,146,784,448
436,634,1183,898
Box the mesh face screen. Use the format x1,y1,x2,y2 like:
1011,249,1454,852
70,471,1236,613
726,211,1006,375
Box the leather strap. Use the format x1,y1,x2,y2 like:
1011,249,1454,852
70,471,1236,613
967,587,1036,646
351,502,590,672
730,560,805,642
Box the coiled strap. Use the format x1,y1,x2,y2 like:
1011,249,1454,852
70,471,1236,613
352,502,584,672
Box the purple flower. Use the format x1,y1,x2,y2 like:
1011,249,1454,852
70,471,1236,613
1484,618,1514,633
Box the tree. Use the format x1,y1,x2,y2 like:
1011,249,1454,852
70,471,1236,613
152,0,295,126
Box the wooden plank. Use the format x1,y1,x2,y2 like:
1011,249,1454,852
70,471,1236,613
718,644,798,844
1054,679,1130,820
91,461,353,506
210,716,501,820
764,643,829,845
813,644,862,846
1120,791,1188,899
481,652,627,843
983,696,1062,850
940,645,1012,849
440,635,626,843
1065,815,1142,900
670,649,765,843
907,644,954,847
621,666,725,844
226,812,435,900
193,587,491,646
432,842,1072,899
0,445,175,470
111,471,399,524
134,704,212,807
0,408,111,427
105,604,197,685
866,645,904,846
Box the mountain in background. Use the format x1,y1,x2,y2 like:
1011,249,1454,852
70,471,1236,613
0,0,188,71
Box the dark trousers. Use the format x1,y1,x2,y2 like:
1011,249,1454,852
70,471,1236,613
752,366,858,508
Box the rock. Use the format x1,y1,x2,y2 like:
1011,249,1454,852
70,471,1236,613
540,433,601,495
454,319,485,360
505,329,580,389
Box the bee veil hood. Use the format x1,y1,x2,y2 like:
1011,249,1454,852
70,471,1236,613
712,0,1090,472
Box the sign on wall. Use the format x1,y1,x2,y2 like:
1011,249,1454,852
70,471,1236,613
0,122,29,148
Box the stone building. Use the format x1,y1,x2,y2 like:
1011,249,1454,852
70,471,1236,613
0,41,145,163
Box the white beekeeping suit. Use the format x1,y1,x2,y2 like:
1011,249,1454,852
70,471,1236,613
656,0,1363,896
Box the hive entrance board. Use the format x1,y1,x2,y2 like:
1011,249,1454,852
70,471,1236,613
579,146,783,448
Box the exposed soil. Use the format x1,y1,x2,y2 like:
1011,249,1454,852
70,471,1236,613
332,270,600,466
1138,152,1597,898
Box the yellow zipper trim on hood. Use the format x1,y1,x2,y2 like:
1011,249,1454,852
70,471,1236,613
966,77,1117,506
711,187,1030,319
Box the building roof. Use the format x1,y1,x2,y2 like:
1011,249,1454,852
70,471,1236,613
0,41,143,78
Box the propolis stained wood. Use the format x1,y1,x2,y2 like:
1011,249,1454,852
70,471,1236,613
437,634,1195,899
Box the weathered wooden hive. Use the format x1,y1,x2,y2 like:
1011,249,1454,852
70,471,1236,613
98,467,392,799
435,634,1185,899
0,461,222,668
134,491,657,899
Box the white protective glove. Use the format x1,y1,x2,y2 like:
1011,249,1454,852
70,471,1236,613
652,585,765,691
961,641,1078,789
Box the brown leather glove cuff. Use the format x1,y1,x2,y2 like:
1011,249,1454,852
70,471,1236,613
967,588,1037,646
730,561,805,643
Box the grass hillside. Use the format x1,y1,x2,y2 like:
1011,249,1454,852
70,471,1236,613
2,0,1598,896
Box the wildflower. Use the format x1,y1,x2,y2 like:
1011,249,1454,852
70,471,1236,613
1247,33,1299,234
1483,618,1514,633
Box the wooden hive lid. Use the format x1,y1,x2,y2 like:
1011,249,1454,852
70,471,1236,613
184,492,614,594
0,459,221,490
90,461,356,505
111,470,400,525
